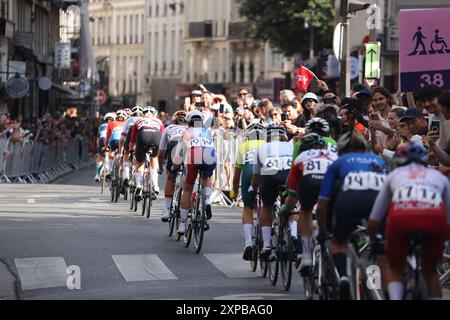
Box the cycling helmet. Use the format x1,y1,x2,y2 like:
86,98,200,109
123,108,132,116
266,125,287,140
186,110,204,123
246,123,266,140
172,111,187,124
337,131,368,156
116,110,127,120
132,106,143,116
299,133,326,153
302,92,319,104
104,113,115,121
144,106,158,117
394,142,428,166
305,117,330,136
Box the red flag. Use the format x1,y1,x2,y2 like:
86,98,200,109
296,66,316,92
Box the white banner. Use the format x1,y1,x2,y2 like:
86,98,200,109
54,42,71,69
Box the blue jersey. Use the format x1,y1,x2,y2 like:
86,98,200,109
98,123,108,139
319,152,388,200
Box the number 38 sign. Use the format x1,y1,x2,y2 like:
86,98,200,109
399,7,450,92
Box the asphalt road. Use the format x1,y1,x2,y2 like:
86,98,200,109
0,166,306,300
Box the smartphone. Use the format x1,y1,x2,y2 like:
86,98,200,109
430,120,440,135
220,104,224,113
195,102,205,108
323,97,336,105
281,114,288,122
185,97,191,105
370,113,380,121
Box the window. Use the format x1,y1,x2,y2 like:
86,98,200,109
123,15,127,44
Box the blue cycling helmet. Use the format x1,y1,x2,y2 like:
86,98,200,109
394,142,428,166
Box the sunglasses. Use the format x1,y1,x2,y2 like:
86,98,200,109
239,93,248,96
271,113,280,117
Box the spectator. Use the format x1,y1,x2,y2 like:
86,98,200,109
281,102,305,140
369,87,395,149
256,99,273,126
269,107,282,126
301,92,319,122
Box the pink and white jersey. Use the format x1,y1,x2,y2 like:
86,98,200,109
370,163,450,222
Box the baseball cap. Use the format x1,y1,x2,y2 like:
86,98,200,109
404,108,426,119
356,87,373,98
191,89,202,96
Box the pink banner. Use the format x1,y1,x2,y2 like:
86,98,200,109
400,7,450,73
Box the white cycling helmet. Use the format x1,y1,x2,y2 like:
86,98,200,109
144,106,157,117
132,106,143,116
302,92,319,103
116,110,127,120
305,117,330,135
186,110,204,122
104,113,115,121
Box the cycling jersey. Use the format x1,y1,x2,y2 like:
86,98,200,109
106,120,126,143
98,123,108,139
122,116,142,137
130,117,164,145
370,163,450,265
159,124,188,151
319,152,388,200
254,140,293,206
319,152,388,240
235,139,266,207
292,136,337,161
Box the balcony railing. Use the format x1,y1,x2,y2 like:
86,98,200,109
228,22,249,39
188,21,213,39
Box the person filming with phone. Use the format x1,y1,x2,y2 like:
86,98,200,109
281,102,306,140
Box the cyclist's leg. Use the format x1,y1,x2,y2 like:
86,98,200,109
259,176,278,259
241,164,254,258
178,163,197,233
199,148,217,220
150,156,160,193
162,171,176,221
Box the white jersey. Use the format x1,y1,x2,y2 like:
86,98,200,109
159,124,187,151
370,163,450,222
122,116,142,136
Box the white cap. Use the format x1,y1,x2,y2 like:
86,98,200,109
303,92,319,103
186,110,204,122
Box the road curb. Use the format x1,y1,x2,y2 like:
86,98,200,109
0,260,18,300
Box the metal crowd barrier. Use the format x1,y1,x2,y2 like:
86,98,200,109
211,129,245,207
0,136,94,184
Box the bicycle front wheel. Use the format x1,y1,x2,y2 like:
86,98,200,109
193,199,205,254
184,214,193,247
279,224,293,291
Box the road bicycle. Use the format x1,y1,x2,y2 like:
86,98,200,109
268,196,280,286
249,190,268,277
110,154,121,203
168,165,184,240
316,235,340,300
141,148,157,219
403,231,429,300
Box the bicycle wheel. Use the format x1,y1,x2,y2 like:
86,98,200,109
129,186,135,211
193,196,205,254
110,180,115,202
259,225,268,278
184,213,193,247
268,252,279,286
168,203,175,237
141,193,147,217
146,171,152,219
250,222,259,272
175,212,181,241
279,224,293,291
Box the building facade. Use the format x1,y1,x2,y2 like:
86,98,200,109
0,0,64,119
143,0,184,112
180,0,285,105
89,0,145,109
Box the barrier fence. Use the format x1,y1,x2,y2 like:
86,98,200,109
211,128,246,207
0,136,93,184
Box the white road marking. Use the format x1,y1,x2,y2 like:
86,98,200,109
27,199,36,203
203,254,260,278
214,293,289,300
14,257,68,290
112,254,178,282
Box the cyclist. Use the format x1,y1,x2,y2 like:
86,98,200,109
250,126,293,261
292,117,337,161
172,110,217,235
120,106,144,188
158,111,188,222
105,110,127,179
129,106,164,201
283,133,338,273
316,131,388,299
368,142,450,300
95,113,116,181
230,123,266,260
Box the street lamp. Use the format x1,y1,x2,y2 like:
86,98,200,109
339,0,370,98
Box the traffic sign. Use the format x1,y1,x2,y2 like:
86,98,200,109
95,90,106,105
38,77,52,91
400,7,450,92
365,42,381,79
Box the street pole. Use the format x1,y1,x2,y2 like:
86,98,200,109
339,17,349,98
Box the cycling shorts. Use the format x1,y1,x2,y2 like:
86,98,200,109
165,141,179,174
297,174,324,211
240,164,254,207
333,190,379,240
97,138,106,156
135,129,162,163
386,208,447,266
110,139,120,152
124,129,132,152
185,147,217,185
260,170,289,207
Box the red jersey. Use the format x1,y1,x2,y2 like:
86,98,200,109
130,117,164,144
106,120,125,142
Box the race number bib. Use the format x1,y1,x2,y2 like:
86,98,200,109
342,172,386,192
244,150,256,164
100,131,107,139
392,184,442,207
262,156,292,174
170,128,185,141
112,127,122,134
303,158,330,176
189,137,212,148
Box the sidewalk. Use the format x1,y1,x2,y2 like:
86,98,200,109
0,261,17,300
